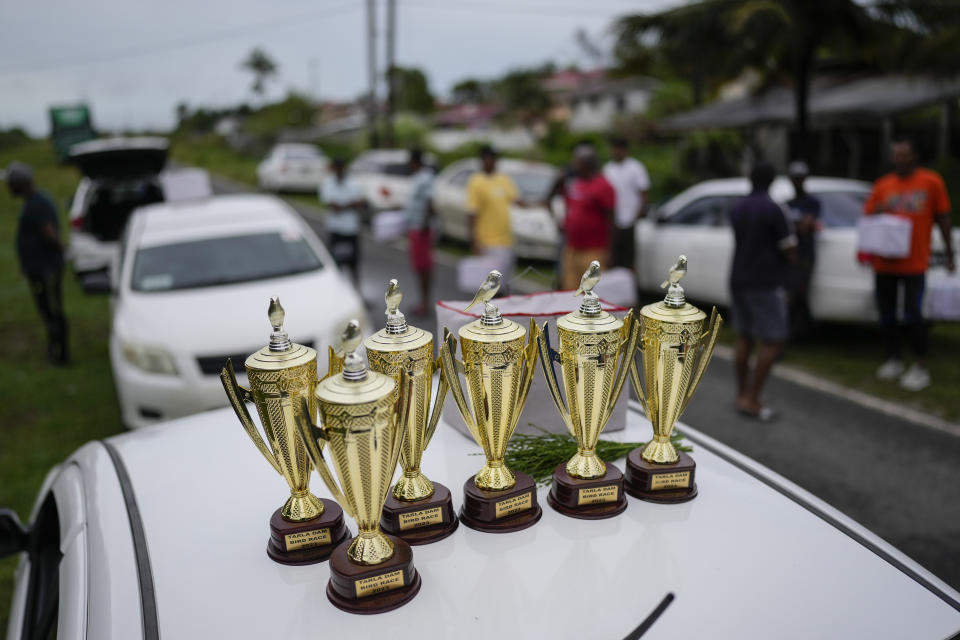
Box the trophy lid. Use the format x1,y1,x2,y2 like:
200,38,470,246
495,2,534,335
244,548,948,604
458,269,526,344
641,255,707,324
245,297,316,371
317,319,396,405
364,279,432,354
557,260,623,334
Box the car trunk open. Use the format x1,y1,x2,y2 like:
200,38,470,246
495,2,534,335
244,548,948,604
70,139,168,241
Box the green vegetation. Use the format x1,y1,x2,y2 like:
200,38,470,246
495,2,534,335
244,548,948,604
0,139,122,630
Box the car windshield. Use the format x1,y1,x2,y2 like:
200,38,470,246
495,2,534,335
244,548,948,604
812,190,869,228
131,232,322,292
508,171,554,199
350,159,412,176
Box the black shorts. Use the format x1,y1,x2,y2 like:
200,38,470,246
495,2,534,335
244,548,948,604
611,226,635,269
731,287,789,342
329,233,359,270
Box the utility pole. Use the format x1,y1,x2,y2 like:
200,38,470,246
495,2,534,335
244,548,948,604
366,0,379,147
385,0,396,147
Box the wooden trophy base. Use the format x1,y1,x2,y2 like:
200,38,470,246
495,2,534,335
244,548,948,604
380,482,459,545
459,471,542,533
547,462,628,519
624,449,698,503
326,534,421,614
266,499,351,565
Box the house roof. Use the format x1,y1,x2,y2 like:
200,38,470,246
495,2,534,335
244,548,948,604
661,75,960,131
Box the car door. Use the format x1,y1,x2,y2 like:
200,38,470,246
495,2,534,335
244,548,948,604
433,165,475,241
640,195,736,305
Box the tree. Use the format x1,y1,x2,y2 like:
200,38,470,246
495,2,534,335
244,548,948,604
388,66,435,113
451,78,491,105
494,67,553,119
240,48,278,99
614,1,960,162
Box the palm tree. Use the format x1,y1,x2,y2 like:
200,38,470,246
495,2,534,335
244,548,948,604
241,48,278,100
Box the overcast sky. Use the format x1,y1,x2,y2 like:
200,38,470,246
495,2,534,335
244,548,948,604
0,0,679,135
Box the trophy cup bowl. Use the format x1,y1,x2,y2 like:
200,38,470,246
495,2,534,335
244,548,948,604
219,298,349,565
366,279,457,545
439,270,543,533
537,261,640,519
625,255,722,503
294,320,421,614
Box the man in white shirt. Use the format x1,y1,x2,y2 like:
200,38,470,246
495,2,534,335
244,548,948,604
319,158,365,288
603,136,650,271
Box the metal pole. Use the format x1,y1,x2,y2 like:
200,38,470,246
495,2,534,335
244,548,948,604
367,0,379,147
385,0,396,147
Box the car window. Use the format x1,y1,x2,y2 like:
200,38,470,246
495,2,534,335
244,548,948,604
131,232,323,292
664,195,736,226
449,168,474,187
21,494,60,640
508,171,554,199
812,190,869,228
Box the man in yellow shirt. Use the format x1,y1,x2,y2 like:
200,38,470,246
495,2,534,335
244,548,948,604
466,146,519,279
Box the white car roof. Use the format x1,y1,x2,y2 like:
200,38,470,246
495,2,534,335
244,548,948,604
442,157,557,177
68,136,169,155
71,406,960,639
271,143,324,155
353,149,436,164
661,176,872,217
133,194,305,248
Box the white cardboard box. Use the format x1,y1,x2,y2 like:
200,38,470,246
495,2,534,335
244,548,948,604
857,214,913,258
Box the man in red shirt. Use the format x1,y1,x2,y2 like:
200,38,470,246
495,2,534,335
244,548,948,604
864,139,955,391
560,146,617,290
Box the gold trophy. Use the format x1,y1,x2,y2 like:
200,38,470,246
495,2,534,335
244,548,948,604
625,255,722,502
294,320,421,614
220,298,349,564
366,279,457,544
440,270,542,533
537,261,640,519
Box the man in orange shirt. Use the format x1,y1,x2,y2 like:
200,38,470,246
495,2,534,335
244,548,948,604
864,139,955,391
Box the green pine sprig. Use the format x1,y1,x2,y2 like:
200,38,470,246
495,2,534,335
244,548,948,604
473,425,692,486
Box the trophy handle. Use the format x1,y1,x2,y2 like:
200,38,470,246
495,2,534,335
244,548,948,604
602,309,642,427
220,359,281,475
423,355,449,450
515,318,541,413
439,327,481,442
324,345,344,380
288,395,353,518
386,369,414,504
536,321,574,436
679,306,723,416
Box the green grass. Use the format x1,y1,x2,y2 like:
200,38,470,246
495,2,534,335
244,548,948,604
716,321,960,421
170,133,259,185
0,140,122,631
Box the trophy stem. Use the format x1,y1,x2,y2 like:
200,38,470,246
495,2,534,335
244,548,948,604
565,448,607,480
641,435,679,465
347,528,396,565
393,470,435,502
281,489,326,522
474,460,517,491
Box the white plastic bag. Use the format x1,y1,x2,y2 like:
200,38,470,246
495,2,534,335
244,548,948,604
857,214,913,258
435,290,633,438
371,210,406,243
926,273,960,321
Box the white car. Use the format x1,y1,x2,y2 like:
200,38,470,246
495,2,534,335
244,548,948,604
637,176,958,322
105,194,365,429
432,158,561,260
257,143,329,193
4,407,960,638
67,137,169,281
347,149,435,211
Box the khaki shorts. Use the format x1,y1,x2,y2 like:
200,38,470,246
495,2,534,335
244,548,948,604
562,246,609,290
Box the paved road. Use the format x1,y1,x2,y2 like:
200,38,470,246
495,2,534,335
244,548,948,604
217,178,960,591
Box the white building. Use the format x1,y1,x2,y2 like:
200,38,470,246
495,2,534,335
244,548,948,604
567,77,660,132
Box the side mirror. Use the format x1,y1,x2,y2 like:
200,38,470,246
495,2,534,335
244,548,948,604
80,271,113,295
0,509,30,559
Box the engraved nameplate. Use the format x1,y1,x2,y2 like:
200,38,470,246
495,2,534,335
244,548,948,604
578,485,619,505
495,492,532,519
399,506,443,531
355,569,405,598
651,471,691,490
284,527,331,551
